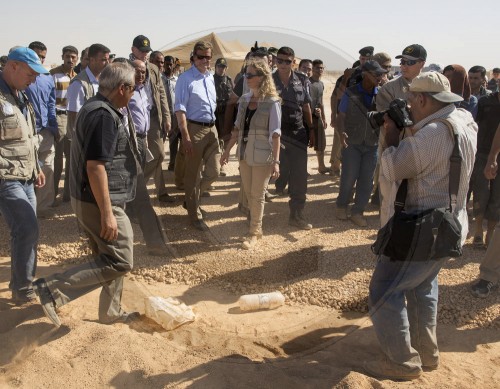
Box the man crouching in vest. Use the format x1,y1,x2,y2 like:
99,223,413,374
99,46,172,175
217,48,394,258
33,62,141,327
0,47,46,305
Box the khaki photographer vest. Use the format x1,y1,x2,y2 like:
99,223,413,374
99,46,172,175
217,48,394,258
0,89,38,180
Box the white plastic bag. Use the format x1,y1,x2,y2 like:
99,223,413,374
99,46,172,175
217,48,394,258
144,296,195,330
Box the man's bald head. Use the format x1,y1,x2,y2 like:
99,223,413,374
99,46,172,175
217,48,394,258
132,59,146,85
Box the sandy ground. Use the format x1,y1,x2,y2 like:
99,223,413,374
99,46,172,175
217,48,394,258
0,77,499,388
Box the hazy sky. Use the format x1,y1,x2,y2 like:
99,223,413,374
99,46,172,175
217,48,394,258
1,0,496,72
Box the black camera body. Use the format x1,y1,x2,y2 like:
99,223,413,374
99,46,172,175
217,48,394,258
368,98,413,130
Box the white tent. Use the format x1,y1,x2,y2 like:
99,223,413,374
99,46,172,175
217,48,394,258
161,32,249,79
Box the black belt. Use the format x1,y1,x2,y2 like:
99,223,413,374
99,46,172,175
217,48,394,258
188,119,215,127
56,111,67,116
136,133,147,139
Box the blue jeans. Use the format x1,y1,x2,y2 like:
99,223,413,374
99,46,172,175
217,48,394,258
0,179,38,296
336,143,377,214
369,255,448,370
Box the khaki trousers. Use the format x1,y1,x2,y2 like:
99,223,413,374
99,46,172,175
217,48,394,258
184,122,220,221
144,115,167,197
329,128,342,166
174,145,186,189
239,160,272,236
45,199,134,323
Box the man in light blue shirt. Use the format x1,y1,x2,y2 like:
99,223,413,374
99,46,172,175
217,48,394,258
25,41,58,217
174,41,219,231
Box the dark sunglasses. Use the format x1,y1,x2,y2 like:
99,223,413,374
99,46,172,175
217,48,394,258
244,73,261,79
400,59,419,66
195,55,212,61
276,58,293,65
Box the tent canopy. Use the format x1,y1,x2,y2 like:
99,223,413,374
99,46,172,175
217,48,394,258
161,32,249,79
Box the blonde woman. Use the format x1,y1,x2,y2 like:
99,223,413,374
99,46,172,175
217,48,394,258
221,58,281,249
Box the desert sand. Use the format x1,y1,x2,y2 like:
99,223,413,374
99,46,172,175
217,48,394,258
0,76,498,389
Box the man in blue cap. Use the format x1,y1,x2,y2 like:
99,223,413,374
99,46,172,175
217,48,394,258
0,47,47,304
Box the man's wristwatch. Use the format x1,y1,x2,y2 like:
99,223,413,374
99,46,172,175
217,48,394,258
272,160,280,165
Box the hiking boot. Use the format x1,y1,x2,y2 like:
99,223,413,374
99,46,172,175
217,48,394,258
101,311,141,325
470,279,497,298
289,211,312,230
350,213,368,227
335,207,348,220
241,235,260,250
33,278,61,327
12,290,37,306
364,359,422,381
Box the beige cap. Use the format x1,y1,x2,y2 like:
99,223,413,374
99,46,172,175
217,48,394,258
409,72,463,103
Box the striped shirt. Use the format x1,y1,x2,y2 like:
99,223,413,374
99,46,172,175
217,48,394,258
50,65,76,112
380,105,477,243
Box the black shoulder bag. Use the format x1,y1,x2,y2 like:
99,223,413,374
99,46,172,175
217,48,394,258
371,120,463,261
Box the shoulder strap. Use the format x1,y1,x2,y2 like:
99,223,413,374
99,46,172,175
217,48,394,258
394,118,462,213
432,118,462,213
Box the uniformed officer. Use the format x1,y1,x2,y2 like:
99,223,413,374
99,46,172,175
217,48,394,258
347,46,375,87
214,57,233,176
0,47,46,304
272,46,314,230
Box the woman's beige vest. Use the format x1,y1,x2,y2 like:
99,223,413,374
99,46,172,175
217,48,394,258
235,96,278,166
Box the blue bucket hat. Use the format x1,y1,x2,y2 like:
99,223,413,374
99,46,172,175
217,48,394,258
7,47,48,74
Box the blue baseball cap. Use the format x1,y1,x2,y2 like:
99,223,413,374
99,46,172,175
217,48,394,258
7,47,48,74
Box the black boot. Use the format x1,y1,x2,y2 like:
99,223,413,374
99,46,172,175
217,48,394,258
289,209,312,230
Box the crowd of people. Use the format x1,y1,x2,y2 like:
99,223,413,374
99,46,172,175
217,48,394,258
0,35,499,382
